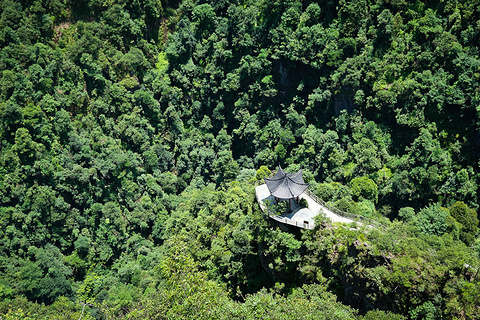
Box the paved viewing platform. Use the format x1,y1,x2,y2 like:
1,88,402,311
255,184,355,229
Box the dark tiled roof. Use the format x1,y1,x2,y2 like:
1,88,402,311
264,166,309,199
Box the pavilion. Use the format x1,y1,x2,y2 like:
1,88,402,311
264,166,309,209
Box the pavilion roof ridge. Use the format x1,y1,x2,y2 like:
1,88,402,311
264,165,309,199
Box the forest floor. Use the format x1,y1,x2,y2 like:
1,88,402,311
255,184,355,228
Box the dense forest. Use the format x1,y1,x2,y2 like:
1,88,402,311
0,0,480,318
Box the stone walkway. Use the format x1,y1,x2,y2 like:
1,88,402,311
255,184,355,229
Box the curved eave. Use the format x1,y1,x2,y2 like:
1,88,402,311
264,166,309,199
270,182,309,199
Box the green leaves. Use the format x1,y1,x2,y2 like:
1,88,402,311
0,0,479,317
413,203,455,237
350,176,379,203
449,201,479,246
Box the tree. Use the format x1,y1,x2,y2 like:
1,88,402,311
414,203,458,237
213,150,240,188
449,201,478,246
255,166,271,181
127,236,235,320
350,176,378,203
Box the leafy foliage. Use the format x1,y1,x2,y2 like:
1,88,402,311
0,0,479,318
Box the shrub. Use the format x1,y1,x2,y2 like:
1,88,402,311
275,200,290,214
255,166,271,181
299,198,308,208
